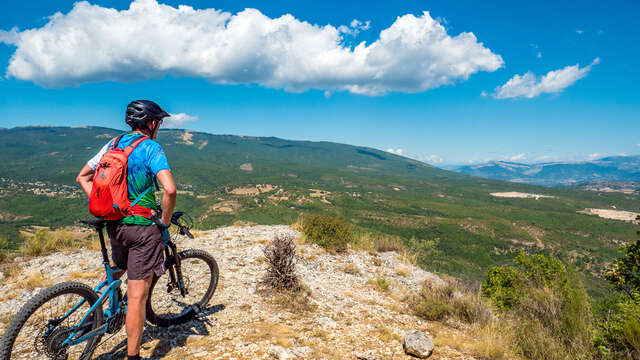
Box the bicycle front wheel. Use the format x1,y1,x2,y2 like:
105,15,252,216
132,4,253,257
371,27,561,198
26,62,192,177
0,281,104,360
146,249,219,327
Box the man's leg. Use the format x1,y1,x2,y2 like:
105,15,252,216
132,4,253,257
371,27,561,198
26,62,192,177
126,275,153,357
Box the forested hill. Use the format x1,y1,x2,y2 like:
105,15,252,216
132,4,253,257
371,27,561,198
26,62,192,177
1,126,639,296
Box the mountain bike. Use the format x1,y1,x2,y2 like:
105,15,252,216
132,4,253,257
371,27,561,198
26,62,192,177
0,211,218,360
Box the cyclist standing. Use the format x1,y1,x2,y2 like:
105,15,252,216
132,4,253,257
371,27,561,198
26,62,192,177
76,100,176,360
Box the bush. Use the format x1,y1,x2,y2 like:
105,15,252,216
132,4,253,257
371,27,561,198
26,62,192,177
21,228,75,257
413,280,492,326
263,234,299,291
372,276,390,292
606,239,640,301
595,295,640,358
595,237,640,358
0,235,8,262
481,252,593,359
482,266,521,310
300,214,353,253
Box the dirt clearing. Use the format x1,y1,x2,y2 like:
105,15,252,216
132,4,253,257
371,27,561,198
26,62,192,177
578,208,640,223
490,192,555,199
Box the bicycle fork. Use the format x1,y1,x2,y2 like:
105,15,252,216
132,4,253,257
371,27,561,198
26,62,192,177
161,229,188,297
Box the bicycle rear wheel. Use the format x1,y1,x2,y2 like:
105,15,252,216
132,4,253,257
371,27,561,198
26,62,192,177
146,249,218,327
0,281,103,360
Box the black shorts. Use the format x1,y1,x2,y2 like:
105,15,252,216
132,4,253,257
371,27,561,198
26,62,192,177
106,223,166,280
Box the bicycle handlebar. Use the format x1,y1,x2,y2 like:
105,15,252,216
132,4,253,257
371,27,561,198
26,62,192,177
154,205,194,239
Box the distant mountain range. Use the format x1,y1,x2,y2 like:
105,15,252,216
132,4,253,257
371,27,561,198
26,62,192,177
453,156,640,187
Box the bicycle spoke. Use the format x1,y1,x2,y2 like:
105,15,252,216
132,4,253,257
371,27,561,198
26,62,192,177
8,292,96,359
150,256,212,319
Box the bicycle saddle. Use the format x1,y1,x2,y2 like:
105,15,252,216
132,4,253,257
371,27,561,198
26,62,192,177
81,218,107,228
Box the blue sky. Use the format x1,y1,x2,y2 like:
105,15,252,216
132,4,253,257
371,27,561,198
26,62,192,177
0,0,638,165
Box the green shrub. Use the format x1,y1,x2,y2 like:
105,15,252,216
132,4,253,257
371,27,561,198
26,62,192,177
595,237,640,358
482,266,521,310
595,295,640,357
300,214,353,252
606,239,640,301
373,276,390,292
0,235,8,262
481,252,594,360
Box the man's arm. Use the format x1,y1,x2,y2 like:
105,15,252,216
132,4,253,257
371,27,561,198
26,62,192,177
76,164,95,197
156,169,176,226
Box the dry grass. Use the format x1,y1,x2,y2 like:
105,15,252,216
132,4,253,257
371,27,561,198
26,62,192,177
19,270,53,290
372,257,382,267
376,325,401,343
352,231,417,265
342,262,360,275
67,270,101,281
243,320,297,346
266,283,317,313
233,220,257,227
19,227,97,256
395,266,409,277
432,321,517,360
370,276,390,292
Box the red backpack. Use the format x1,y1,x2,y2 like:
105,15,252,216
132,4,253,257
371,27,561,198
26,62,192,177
89,135,154,220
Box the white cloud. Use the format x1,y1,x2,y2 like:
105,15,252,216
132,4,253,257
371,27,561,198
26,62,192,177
505,153,526,161
588,153,605,160
537,51,542,58
636,144,640,147
576,30,584,34
494,58,599,99
385,148,444,164
0,27,19,44
423,154,444,164
386,148,404,155
480,90,488,97
0,0,503,95
164,112,198,128
338,19,371,36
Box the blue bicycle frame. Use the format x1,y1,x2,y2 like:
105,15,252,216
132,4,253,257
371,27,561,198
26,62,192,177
48,220,127,347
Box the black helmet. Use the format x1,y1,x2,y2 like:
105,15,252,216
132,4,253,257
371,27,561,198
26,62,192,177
125,100,169,129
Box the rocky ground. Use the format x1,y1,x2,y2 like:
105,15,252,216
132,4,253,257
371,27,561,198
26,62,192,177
0,225,478,360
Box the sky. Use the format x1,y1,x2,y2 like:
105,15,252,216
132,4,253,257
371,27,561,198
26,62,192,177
0,0,638,166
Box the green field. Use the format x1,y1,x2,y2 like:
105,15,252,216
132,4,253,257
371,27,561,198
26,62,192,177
1,126,638,296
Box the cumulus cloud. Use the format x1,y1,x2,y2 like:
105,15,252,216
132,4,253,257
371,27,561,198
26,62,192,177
0,27,19,44
386,148,405,155
0,0,503,95
164,112,198,128
423,154,444,164
338,19,371,36
587,153,605,160
505,153,526,161
385,148,444,164
494,58,599,99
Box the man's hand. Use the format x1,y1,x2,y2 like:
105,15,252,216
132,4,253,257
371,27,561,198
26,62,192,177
76,164,95,197
156,169,176,226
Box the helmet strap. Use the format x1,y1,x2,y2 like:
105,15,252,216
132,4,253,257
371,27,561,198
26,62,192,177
149,119,161,140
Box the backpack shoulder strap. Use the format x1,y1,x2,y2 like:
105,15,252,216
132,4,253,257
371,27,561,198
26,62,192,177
123,135,149,156
109,135,125,151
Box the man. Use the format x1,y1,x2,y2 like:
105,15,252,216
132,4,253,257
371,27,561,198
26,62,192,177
76,100,176,360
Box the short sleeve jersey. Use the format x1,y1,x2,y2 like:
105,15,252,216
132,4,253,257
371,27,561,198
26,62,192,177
88,132,170,225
